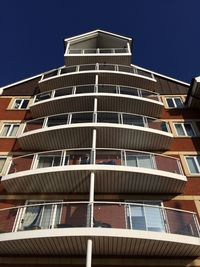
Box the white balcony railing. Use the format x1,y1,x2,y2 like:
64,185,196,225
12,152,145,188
33,84,161,104
23,111,170,134
6,148,183,175
67,48,129,54
0,201,199,238
40,64,155,81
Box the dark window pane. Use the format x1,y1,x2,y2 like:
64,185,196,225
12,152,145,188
71,113,93,124
97,112,119,123
123,114,144,127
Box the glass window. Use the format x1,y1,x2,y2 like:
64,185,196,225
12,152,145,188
0,157,6,173
126,153,153,168
37,155,62,168
0,124,20,137
13,99,29,109
19,201,62,231
174,123,196,137
127,201,165,232
166,97,184,108
185,156,200,174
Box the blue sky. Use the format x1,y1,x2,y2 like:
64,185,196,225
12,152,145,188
1,0,200,86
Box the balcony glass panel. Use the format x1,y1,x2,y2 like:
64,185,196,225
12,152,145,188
115,48,128,53
65,150,91,165
126,153,153,168
35,92,52,102
119,86,139,97
79,65,95,71
46,115,68,127
118,65,134,73
36,152,63,168
137,69,153,78
128,204,165,232
0,202,199,237
96,150,122,165
99,64,115,71
122,114,145,127
141,90,160,101
54,87,73,97
75,85,95,94
97,112,119,123
60,67,76,74
147,118,169,132
84,49,97,54
98,85,117,94
43,71,58,79
69,49,83,54
71,112,93,124
24,119,44,133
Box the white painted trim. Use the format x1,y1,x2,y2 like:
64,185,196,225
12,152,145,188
0,67,61,90
0,228,199,247
19,122,173,139
2,164,187,183
39,69,157,84
131,64,190,86
64,29,132,43
30,92,164,110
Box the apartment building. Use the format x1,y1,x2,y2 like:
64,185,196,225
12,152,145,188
0,29,200,267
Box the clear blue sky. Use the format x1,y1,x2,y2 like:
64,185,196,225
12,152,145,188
1,0,200,86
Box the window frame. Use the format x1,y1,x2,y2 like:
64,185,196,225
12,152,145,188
185,156,200,174
0,156,7,174
0,123,20,137
173,122,196,137
165,96,184,109
12,99,29,109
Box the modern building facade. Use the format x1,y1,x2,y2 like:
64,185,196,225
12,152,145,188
0,29,200,267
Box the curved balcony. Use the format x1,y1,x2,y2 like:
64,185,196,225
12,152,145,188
65,48,131,66
30,84,163,118
39,64,157,92
0,201,199,256
1,148,186,193
18,111,172,150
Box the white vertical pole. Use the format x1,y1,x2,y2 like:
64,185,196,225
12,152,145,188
86,239,93,267
86,96,97,267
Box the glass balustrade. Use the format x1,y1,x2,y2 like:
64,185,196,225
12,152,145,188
41,64,154,80
34,85,160,104
0,202,199,238
23,111,168,133
68,48,129,54
7,149,182,175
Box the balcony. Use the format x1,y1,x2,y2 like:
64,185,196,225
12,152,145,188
1,148,186,193
30,84,163,118
65,48,131,66
18,111,172,150
0,201,200,256
38,64,157,92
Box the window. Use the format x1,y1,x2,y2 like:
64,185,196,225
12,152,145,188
36,154,62,168
0,157,6,173
12,99,29,109
166,97,184,108
185,156,200,174
126,153,153,168
127,201,165,232
18,201,62,231
0,124,20,137
174,122,196,137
